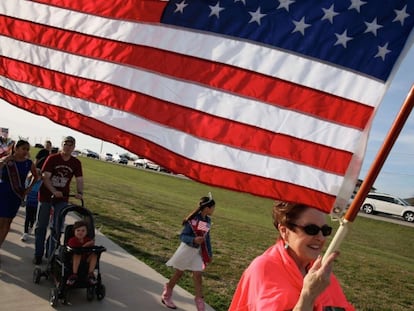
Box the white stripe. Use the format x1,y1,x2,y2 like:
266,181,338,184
0,0,386,105
0,75,344,195
0,35,363,152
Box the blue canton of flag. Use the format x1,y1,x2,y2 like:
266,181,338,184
161,0,414,81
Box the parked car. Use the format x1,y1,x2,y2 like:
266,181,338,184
101,153,113,161
361,192,414,222
133,157,168,172
133,157,147,168
134,158,159,170
82,149,100,159
113,154,128,164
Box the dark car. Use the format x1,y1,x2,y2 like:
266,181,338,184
113,154,128,164
82,149,100,159
118,157,128,164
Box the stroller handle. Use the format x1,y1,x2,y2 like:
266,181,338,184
51,194,84,207
65,245,106,254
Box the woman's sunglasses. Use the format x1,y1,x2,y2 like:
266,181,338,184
288,223,332,237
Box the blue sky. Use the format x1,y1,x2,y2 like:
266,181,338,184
1,48,413,199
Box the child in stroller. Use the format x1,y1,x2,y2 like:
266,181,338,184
33,201,106,306
66,220,98,286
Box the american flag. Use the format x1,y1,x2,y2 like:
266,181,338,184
0,0,413,212
197,220,211,233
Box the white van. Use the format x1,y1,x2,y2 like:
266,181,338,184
361,192,414,222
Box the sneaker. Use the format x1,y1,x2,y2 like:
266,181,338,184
66,274,78,286
20,233,28,242
88,273,97,285
32,256,42,265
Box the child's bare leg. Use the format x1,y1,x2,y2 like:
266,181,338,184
167,269,184,289
72,254,81,274
192,271,203,298
87,253,98,274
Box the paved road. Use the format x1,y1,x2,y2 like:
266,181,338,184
0,209,215,311
357,211,414,227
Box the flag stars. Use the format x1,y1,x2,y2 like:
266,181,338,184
334,30,352,48
209,2,225,18
234,0,246,5
277,0,295,12
292,17,311,36
375,43,391,61
321,4,339,24
249,7,266,25
348,0,366,13
364,18,382,36
174,0,188,14
393,5,410,26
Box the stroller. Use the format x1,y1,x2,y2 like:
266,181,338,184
33,198,106,307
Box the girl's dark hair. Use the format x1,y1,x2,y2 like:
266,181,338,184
182,196,216,225
11,140,29,155
15,140,30,149
272,200,309,231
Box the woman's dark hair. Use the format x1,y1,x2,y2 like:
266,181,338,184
272,200,309,231
182,196,216,225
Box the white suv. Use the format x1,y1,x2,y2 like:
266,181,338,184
361,192,414,222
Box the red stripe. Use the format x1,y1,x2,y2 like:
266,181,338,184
32,0,168,22
0,56,353,175
0,85,336,212
0,15,374,130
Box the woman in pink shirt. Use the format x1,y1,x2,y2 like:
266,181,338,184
229,201,355,311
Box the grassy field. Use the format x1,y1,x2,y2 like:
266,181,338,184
71,156,413,311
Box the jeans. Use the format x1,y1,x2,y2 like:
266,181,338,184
34,201,67,258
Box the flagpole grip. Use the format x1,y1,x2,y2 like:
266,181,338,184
322,219,351,263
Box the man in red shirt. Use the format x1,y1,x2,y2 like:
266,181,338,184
33,136,84,265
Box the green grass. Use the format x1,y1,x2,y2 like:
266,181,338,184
70,156,413,311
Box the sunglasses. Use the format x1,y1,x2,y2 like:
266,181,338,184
288,223,332,237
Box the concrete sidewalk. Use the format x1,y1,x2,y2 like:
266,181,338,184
0,209,215,311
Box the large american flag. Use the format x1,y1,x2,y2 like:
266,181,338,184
0,0,413,213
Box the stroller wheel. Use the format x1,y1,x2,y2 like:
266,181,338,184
96,284,106,300
33,267,41,284
86,286,95,301
49,288,59,307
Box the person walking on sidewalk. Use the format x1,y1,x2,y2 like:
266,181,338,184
33,136,84,265
0,140,38,248
161,193,216,311
21,168,42,242
34,140,52,169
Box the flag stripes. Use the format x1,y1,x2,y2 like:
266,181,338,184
0,35,360,169
0,14,375,130
0,85,338,208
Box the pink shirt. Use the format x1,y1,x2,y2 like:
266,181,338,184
229,239,355,311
